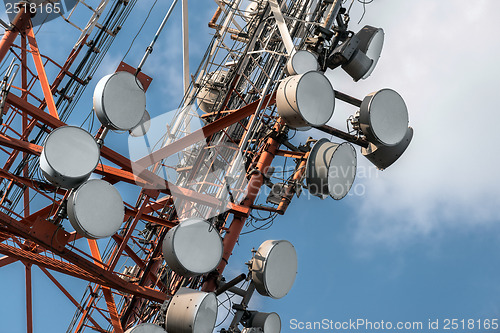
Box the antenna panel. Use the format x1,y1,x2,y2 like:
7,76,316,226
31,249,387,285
362,127,413,170
357,26,385,79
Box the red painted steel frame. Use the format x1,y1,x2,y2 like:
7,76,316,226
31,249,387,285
0,10,173,331
0,7,30,63
0,4,292,332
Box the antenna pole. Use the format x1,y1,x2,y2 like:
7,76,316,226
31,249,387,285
136,0,178,75
182,0,190,93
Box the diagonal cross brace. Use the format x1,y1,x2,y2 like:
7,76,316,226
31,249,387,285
26,21,59,120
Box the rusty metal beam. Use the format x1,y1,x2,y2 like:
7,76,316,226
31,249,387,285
102,288,123,333
0,242,109,285
0,230,81,267
0,133,141,188
73,284,103,333
0,168,60,199
107,196,152,273
0,240,168,303
7,91,64,127
220,120,282,272
5,92,134,172
111,234,167,291
0,255,18,268
118,230,167,328
144,196,173,214
277,154,308,214
123,208,176,228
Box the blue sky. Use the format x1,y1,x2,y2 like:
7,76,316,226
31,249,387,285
1,1,500,332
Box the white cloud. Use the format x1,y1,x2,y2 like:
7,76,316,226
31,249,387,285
324,1,500,247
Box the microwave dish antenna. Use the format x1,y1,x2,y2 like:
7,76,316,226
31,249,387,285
285,50,319,76
93,71,147,131
358,88,409,146
162,218,223,277
40,126,100,189
125,323,167,333
251,240,298,299
165,288,218,333
276,71,335,129
67,179,125,239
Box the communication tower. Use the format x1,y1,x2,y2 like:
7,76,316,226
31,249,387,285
0,1,412,332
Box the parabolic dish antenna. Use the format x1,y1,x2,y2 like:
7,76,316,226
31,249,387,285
93,71,146,131
40,126,100,189
125,323,166,333
357,25,385,80
67,179,125,239
252,240,297,299
196,70,227,113
276,71,335,129
306,139,357,200
165,288,218,333
285,50,319,76
129,110,151,137
251,312,281,333
196,87,220,113
162,218,223,277
243,1,260,21
359,88,409,146
362,126,413,170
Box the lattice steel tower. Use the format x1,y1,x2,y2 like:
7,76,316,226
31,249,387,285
0,1,412,332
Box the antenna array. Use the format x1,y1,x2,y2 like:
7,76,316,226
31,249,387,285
0,1,412,332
